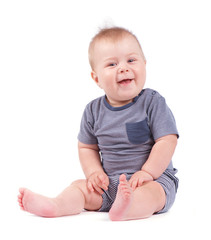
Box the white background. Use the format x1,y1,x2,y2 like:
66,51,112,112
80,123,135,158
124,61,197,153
0,0,210,239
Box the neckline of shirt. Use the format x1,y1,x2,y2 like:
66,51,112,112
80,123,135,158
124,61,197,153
103,89,145,111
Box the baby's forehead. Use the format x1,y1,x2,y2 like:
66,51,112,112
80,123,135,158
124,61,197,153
93,35,140,56
89,31,145,69
95,33,136,46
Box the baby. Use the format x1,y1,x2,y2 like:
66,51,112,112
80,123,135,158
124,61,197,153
18,27,179,221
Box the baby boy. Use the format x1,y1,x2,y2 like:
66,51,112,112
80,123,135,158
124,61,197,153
18,27,179,221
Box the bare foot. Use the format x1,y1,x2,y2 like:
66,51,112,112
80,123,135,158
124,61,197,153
18,188,59,217
109,174,133,221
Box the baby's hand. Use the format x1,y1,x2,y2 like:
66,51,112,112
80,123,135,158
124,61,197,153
87,171,109,195
129,170,153,191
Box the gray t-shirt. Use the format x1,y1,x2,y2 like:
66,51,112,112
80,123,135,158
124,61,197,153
78,88,179,176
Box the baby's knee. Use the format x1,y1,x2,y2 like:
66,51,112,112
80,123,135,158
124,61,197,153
70,179,89,200
71,179,102,211
71,179,87,189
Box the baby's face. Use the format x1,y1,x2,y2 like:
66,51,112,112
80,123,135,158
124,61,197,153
91,35,146,107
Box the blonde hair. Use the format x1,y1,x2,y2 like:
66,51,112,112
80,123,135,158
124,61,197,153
88,27,146,70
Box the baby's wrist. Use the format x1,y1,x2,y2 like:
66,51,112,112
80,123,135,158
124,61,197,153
140,169,154,179
87,170,105,179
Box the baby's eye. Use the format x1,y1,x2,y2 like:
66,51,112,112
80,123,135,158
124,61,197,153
128,59,135,63
108,63,117,67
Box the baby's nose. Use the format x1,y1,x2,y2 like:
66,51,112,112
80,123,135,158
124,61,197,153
118,66,129,73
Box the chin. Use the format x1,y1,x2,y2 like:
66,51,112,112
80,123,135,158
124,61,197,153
120,91,141,100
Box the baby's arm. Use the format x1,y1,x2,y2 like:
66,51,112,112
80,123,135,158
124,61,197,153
142,134,177,179
78,141,109,194
129,134,177,188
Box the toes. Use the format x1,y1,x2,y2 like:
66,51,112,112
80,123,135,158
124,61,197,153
19,203,24,209
118,182,132,201
119,174,127,182
18,188,27,210
121,190,130,200
18,199,24,209
17,195,24,209
19,188,26,194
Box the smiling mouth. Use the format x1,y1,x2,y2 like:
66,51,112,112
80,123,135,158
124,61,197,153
118,79,133,85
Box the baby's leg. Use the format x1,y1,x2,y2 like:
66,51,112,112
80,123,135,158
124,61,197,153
18,180,102,217
109,174,165,221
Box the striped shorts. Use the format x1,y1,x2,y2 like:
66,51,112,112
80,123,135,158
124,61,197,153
98,169,179,214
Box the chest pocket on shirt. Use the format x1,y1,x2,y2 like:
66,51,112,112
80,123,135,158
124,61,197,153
126,118,151,144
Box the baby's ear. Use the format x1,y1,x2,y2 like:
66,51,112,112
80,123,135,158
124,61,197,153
91,71,101,88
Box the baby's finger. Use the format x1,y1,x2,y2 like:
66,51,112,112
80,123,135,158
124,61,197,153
93,184,104,195
128,175,135,185
130,179,138,190
102,183,108,191
87,181,94,192
138,178,144,187
97,175,108,191
97,175,105,185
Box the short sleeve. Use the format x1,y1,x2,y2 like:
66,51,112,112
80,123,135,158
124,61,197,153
77,104,98,144
147,93,179,140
